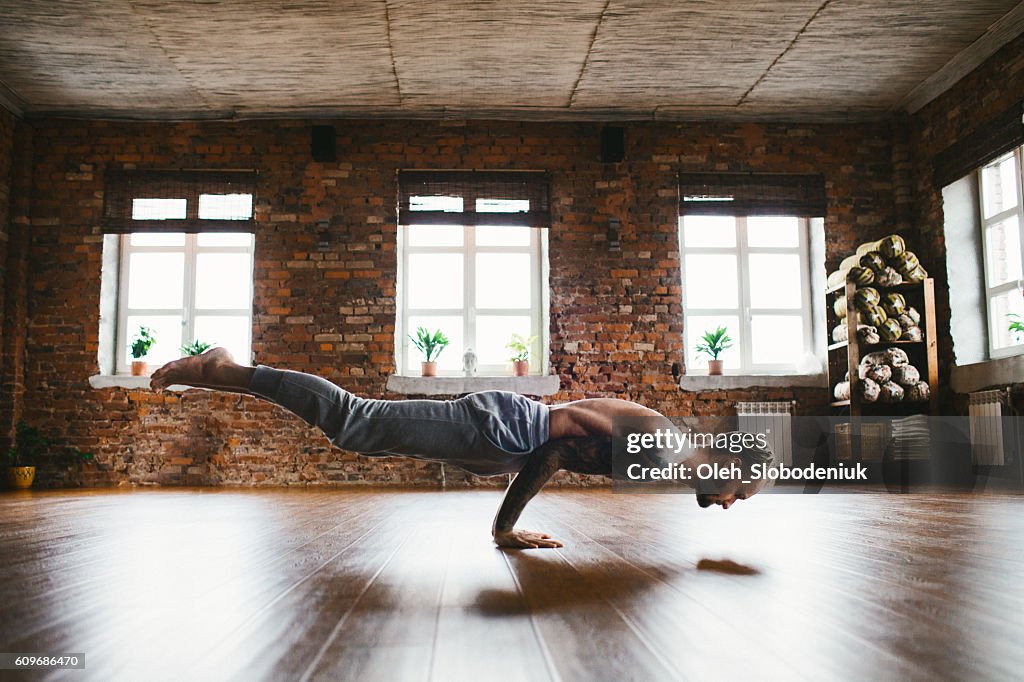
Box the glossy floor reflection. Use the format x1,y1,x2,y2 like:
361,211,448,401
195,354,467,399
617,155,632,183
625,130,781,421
1,487,1022,681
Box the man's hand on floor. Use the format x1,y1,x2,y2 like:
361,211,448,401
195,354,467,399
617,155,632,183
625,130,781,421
493,528,564,549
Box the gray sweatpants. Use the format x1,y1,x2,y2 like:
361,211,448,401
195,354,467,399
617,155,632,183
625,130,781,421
249,366,550,476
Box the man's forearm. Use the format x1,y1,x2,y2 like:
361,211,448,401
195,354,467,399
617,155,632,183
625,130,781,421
492,440,562,535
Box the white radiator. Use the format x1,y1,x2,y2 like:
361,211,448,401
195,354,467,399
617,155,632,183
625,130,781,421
969,390,1006,466
736,401,793,467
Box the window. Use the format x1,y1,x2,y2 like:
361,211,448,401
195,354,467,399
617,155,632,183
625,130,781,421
680,215,814,374
978,147,1024,357
396,171,549,376
100,170,257,374
117,231,255,372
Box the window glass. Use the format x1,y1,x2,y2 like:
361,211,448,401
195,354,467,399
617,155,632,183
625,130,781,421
131,233,186,247
983,214,1022,287
748,254,803,309
132,198,186,220
197,233,253,248
475,316,533,366
476,253,531,308
682,215,736,247
119,232,253,373
194,316,250,362
686,314,741,371
680,215,814,373
979,148,1024,358
476,198,530,213
125,314,183,367
407,254,464,309
982,153,1018,219
476,225,531,246
400,221,544,375
684,254,738,308
989,290,1024,351
127,253,185,308
198,193,253,220
195,254,253,309
751,315,804,365
406,225,464,247
747,216,800,247
407,315,463,372
410,195,463,212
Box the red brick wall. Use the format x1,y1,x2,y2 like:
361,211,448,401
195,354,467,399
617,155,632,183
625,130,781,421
0,107,13,431
909,33,1024,406
5,117,899,487
0,110,30,447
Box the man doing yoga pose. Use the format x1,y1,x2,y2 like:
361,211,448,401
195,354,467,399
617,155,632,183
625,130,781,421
151,348,771,548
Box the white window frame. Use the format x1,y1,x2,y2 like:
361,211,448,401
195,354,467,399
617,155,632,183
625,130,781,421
978,146,1024,360
115,233,255,374
397,223,546,377
679,215,815,374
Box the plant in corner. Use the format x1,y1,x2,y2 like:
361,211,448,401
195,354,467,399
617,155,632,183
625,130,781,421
506,333,538,377
181,339,214,356
695,325,733,376
130,325,157,376
5,421,94,489
410,327,449,377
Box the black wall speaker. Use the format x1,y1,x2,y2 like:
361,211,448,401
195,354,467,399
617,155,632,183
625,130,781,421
311,125,336,162
600,126,625,163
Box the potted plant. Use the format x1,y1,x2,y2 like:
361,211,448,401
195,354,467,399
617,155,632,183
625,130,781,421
5,421,94,489
506,333,537,377
695,325,733,376
130,325,156,376
1010,313,1023,341
6,421,47,489
181,339,214,356
410,327,448,377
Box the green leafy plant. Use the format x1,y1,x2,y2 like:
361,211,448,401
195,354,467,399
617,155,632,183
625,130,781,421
5,421,94,470
5,421,48,467
695,326,733,361
181,340,214,356
410,327,449,362
506,333,538,362
130,326,156,360
1010,313,1024,334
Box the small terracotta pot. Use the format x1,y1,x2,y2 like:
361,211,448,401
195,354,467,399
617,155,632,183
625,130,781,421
131,360,148,376
421,361,437,377
7,466,36,489
707,359,724,376
512,360,530,377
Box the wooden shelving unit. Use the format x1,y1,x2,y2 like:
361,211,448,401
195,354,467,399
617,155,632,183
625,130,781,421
826,278,939,418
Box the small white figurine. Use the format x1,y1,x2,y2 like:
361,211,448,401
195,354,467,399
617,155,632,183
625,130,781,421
462,348,478,377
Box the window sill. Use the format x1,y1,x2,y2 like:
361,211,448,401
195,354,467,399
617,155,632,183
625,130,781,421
88,375,206,391
951,354,1024,394
679,374,828,391
386,374,560,396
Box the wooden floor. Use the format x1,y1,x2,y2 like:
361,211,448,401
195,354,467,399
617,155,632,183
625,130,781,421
1,487,1023,682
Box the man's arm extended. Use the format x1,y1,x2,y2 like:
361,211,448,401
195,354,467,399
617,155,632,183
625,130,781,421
492,436,612,549
492,439,563,549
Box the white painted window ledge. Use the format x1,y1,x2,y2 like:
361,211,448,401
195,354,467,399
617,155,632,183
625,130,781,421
88,375,205,392
679,374,827,391
951,354,1024,394
386,374,560,396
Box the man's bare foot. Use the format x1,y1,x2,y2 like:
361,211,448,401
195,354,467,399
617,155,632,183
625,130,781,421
150,347,244,391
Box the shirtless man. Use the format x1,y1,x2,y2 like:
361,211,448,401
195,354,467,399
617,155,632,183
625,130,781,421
151,348,771,549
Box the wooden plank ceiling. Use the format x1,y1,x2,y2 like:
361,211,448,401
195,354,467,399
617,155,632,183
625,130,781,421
0,0,1021,121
